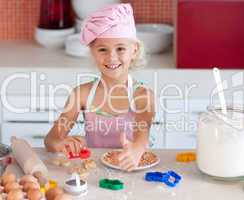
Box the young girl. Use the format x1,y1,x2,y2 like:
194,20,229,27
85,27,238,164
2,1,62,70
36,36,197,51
45,3,155,171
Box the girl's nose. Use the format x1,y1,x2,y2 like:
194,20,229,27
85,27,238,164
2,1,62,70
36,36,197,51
107,50,118,61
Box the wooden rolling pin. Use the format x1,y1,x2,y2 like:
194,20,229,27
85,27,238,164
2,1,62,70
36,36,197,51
10,136,48,185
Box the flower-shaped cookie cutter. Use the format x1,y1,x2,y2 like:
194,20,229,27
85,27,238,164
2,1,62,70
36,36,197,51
99,179,124,190
176,152,196,162
145,170,181,187
65,146,91,159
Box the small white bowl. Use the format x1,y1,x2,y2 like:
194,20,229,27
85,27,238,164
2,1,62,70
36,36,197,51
35,27,75,49
71,0,120,19
136,24,174,54
65,33,90,57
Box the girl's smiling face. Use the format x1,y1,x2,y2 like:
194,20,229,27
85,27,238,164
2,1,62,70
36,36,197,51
90,38,138,80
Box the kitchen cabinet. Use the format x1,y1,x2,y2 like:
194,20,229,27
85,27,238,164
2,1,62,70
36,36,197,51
1,122,85,147
2,95,66,122
2,122,52,147
176,0,244,68
164,98,210,149
149,123,164,149
1,95,82,147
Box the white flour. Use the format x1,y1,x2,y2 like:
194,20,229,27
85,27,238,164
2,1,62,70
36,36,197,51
197,110,244,177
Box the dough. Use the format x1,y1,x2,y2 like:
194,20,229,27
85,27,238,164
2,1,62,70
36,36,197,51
83,159,96,170
51,158,71,167
69,164,89,178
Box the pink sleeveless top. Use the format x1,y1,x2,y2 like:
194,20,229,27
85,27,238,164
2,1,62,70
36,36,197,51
83,75,138,148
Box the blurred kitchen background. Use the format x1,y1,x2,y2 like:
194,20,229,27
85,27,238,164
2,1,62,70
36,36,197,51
1,0,243,68
0,0,173,40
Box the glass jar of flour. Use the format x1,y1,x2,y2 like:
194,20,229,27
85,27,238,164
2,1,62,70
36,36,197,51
197,106,244,179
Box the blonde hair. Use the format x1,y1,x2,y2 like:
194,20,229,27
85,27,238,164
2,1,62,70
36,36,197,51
130,39,147,70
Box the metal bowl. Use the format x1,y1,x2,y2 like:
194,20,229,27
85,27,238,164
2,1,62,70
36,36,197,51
0,143,11,175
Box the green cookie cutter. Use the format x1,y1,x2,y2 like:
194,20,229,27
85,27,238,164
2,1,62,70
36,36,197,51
99,179,124,190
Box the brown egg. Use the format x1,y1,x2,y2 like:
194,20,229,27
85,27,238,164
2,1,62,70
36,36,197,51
7,189,24,200
45,187,64,200
54,193,72,200
19,174,38,185
27,188,43,200
4,182,20,193
23,181,40,192
2,173,16,186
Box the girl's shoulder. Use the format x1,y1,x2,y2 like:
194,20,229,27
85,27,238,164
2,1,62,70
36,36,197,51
77,81,94,91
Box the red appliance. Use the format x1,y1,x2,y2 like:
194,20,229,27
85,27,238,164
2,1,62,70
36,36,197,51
39,0,74,29
176,0,244,69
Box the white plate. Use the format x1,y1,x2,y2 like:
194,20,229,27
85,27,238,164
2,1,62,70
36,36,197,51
100,151,160,171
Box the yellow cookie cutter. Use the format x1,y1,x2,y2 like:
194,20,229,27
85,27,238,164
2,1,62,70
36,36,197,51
176,152,196,162
40,180,58,194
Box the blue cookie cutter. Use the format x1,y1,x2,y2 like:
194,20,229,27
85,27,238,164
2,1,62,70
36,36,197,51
145,172,169,182
145,170,181,187
164,170,182,187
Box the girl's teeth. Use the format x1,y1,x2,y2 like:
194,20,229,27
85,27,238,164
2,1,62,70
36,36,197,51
110,65,117,68
107,64,120,69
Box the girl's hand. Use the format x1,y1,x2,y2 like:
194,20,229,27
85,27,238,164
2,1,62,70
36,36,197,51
118,133,145,172
58,136,86,157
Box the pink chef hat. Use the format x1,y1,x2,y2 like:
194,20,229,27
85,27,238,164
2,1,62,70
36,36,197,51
80,3,137,45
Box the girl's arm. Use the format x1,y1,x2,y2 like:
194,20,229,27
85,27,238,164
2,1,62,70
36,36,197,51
44,86,85,153
119,87,155,171
132,87,155,150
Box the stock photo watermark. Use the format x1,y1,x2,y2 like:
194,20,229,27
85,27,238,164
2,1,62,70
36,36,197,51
0,71,243,133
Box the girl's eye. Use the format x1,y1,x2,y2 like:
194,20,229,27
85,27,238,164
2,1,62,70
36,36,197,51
117,47,126,52
98,48,107,52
